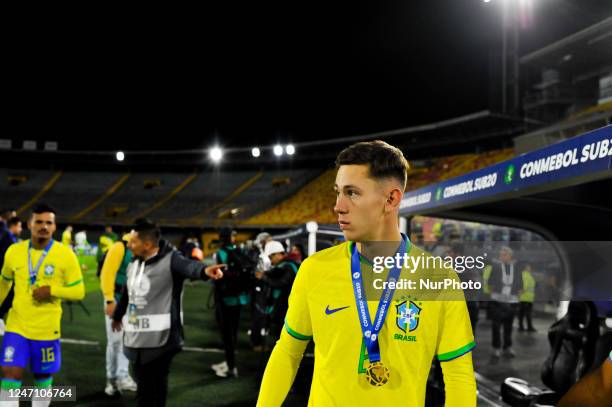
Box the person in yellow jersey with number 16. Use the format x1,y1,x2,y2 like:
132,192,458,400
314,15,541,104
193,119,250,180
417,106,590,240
257,140,476,406
0,204,85,407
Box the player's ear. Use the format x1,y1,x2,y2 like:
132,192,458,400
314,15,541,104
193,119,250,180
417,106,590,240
385,187,402,212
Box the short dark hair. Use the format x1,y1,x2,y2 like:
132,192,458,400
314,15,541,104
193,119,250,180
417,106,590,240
335,140,410,190
32,204,56,216
133,218,161,246
1,209,16,219
7,217,21,228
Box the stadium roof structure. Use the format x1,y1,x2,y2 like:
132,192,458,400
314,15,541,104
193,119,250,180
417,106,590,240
0,111,529,171
520,17,612,76
400,125,612,240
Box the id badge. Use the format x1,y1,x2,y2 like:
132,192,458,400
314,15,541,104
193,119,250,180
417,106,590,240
128,303,138,324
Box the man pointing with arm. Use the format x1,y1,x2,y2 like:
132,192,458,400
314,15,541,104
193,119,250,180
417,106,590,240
111,219,225,407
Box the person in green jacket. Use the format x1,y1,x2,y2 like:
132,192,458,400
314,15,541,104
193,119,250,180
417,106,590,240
518,263,536,332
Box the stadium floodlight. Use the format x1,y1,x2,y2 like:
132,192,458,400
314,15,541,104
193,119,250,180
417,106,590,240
286,144,295,155
252,147,261,157
116,151,125,162
273,144,284,156
209,146,223,163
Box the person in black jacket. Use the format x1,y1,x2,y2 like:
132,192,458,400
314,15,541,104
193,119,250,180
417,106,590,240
111,219,225,407
211,228,254,378
255,240,298,340
0,217,22,321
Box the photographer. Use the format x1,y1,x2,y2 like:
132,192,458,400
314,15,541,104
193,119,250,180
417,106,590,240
255,241,298,339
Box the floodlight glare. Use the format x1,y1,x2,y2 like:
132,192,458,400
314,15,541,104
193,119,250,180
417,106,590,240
210,147,223,163
286,144,295,155
273,145,283,156
116,151,125,162
252,147,261,157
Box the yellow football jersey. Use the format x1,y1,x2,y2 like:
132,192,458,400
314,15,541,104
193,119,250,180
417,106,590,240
1,240,84,340
283,241,475,406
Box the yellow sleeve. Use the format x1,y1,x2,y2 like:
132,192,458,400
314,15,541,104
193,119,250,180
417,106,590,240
257,329,309,406
441,352,477,407
283,257,313,338
50,248,85,301
436,298,475,362
100,242,125,302
257,258,313,406
0,246,15,304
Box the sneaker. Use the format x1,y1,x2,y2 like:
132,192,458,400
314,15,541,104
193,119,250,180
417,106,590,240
116,376,138,392
215,367,238,378
211,361,229,374
503,348,516,358
104,380,118,396
493,349,502,358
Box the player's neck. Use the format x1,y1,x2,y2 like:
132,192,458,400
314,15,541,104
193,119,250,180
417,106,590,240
31,238,52,250
144,247,159,261
356,226,402,258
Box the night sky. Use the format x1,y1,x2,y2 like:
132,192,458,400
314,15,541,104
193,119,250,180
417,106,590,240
6,0,612,152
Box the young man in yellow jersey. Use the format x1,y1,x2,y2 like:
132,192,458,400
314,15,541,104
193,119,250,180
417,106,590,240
0,204,85,407
257,141,476,406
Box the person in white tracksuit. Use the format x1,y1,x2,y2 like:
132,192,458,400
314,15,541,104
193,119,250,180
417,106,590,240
100,234,137,395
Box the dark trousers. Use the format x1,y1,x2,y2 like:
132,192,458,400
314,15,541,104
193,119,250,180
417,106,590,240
490,301,517,349
250,285,269,347
467,301,479,337
132,351,176,407
216,302,241,369
518,301,534,329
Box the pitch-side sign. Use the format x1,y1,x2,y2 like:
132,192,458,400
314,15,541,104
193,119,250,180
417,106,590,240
400,125,612,215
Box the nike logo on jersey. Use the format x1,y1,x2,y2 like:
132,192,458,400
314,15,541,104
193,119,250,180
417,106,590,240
325,305,350,315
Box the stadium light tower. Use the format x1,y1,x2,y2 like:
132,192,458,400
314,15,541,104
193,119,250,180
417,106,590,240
273,144,284,156
209,146,223,163
252,147,261,157
116,151,125,162
286,144,295,155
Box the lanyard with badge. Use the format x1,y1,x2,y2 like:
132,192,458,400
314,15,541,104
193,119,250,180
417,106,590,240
127,260,146,325
350,234,407,387
28,239,54,289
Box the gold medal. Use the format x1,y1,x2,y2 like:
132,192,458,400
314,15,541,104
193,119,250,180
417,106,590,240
365,361,390,387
